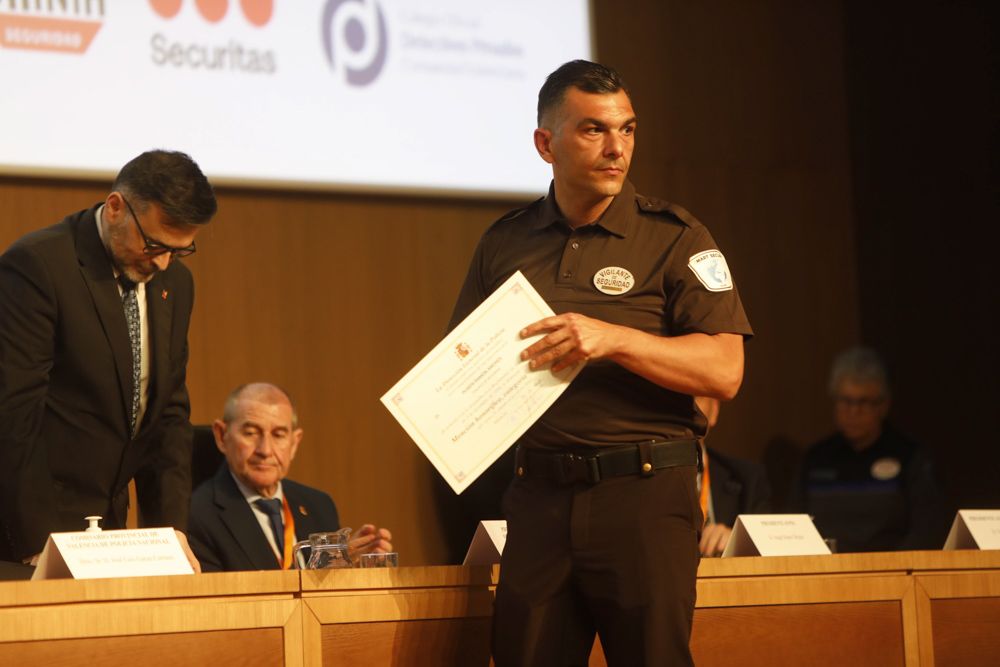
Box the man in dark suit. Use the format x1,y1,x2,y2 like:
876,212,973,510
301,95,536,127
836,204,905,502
0,150,216,569
188,383,393,572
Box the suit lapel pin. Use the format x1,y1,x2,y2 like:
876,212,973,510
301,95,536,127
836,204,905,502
161,289,169,300
299,505,308,516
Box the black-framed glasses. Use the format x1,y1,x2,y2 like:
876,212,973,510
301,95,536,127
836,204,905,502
834,395,885,410
120,194,197,258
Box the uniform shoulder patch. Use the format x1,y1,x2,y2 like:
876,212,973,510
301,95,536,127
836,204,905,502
635,194,702,228
688,249,733,292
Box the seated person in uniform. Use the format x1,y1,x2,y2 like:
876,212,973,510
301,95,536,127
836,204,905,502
695,397,772,556
188,383,392,571
792,347,948,552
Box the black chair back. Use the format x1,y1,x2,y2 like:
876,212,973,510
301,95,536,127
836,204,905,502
191,424,224,491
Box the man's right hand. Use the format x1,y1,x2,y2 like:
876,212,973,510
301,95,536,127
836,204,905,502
348,524,393,558
699,523,733,557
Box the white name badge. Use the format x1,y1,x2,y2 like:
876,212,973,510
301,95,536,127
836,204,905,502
944,510,1000,550
30,527,195,580
462,520,508,566
721,514,832,558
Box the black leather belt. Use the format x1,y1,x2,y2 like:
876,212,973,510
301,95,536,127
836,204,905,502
515,440,699,485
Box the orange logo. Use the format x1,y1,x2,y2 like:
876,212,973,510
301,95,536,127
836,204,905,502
0,2,105,54
149,0,274,27
455,343,471,360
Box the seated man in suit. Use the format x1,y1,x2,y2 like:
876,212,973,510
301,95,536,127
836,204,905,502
695,397,772,556
188,382,392,571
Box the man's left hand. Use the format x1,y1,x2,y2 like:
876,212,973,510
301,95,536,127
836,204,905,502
520,312,620,372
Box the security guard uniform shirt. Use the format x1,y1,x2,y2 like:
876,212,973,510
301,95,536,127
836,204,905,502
449,180,754,449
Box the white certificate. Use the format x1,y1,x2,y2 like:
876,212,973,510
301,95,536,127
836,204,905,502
381,271,581,494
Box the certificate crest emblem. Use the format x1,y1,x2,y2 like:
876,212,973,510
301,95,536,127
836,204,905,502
454,342,471,359
593,267,635,295
688,250,733,292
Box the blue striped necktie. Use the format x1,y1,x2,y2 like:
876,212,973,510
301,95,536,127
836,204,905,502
254,498,285,556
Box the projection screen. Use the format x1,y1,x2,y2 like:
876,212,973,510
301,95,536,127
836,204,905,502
0,0,593,197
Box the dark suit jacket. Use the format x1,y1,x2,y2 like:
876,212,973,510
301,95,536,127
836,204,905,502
707,447,772,526
0,205,195,560
188,465,341,572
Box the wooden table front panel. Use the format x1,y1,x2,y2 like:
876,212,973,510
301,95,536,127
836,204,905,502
301,567,495,667
0,572,302,667
915,570,1000,667
320,617,491,667
690,601,905,667
0,627,284,667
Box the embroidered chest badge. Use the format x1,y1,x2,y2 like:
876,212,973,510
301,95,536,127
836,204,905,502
688,250,734,292
593,267,635,295
871,457,902,481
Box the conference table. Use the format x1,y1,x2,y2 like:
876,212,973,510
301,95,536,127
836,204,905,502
1,550,997,666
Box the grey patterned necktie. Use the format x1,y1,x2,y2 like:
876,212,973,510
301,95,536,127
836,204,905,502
120,276,141,436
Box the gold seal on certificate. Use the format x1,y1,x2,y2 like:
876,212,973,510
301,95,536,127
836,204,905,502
380,271,582,494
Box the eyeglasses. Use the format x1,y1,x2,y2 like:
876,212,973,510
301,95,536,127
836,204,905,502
834,395,885,410
120,195,196,258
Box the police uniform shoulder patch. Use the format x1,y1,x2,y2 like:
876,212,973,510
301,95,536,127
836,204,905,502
635,194,702,228
688,249,733,292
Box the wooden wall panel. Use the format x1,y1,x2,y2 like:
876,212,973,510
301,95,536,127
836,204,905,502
843,0,999,509
592,0,858,464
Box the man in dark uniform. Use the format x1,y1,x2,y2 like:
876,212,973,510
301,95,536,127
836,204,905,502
794,347,949,552
449,60,753,666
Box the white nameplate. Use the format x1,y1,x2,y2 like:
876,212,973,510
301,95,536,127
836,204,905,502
30,528,195,580
721,514,832,558
944,510,1000,550
462,520,508,566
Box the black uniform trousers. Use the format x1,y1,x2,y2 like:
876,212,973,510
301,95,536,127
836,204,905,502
493,464,702,666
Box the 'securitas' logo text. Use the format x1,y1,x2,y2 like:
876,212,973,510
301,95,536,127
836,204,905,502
148,0,276,74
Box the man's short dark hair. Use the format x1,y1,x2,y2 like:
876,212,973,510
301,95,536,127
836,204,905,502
112,150,217,227
537,59,631,127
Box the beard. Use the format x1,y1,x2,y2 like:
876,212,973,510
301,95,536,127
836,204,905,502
119,263,156,284
105,221,157,283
